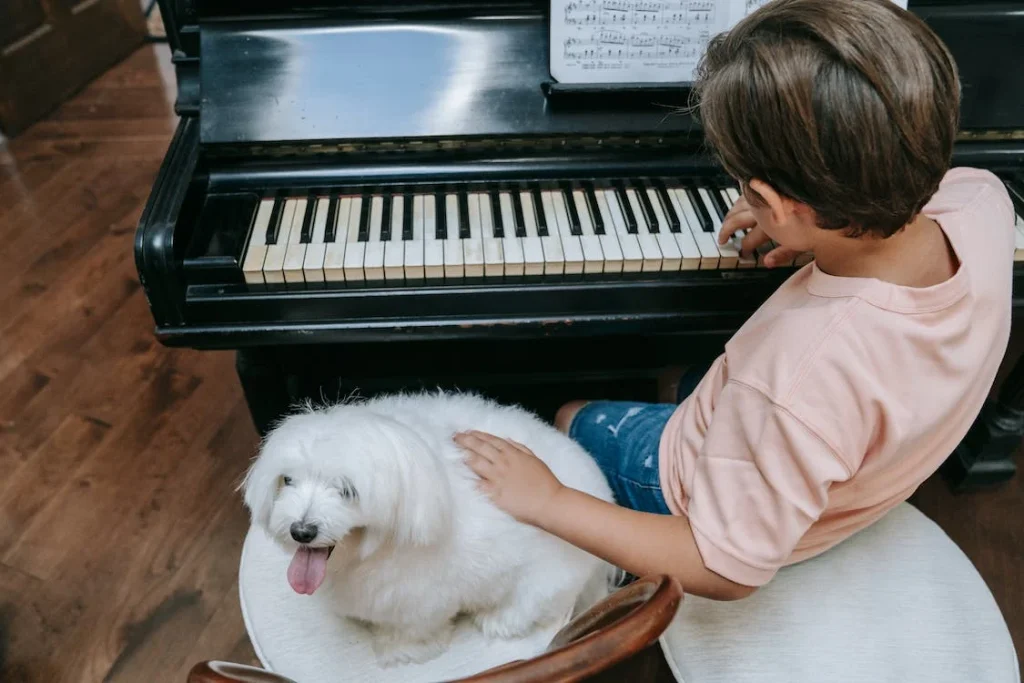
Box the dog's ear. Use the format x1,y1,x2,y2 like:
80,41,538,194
239,445,280,530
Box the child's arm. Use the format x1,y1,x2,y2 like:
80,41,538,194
454,431,757,601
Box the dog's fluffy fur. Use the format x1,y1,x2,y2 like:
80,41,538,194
240,391,616,666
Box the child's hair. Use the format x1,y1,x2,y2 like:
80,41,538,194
691,0,960,238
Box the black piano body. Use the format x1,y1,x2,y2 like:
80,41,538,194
138,0,1024,485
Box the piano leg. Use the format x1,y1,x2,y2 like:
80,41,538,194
941,352,1024,492
236,349,292,437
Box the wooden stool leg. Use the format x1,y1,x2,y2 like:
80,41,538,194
942,353,1024,492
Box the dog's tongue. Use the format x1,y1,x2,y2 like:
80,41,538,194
287,546,329,595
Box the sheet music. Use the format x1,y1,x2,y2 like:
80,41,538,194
550,0,910,84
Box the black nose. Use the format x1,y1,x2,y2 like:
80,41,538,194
290,521,318,543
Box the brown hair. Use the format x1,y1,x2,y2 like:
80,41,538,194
691,0,961,238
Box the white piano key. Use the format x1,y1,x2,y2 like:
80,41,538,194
343,197,366,282
479,193,504,277
669,188,720,270
547,190,584,274
463,193,485,278
405,195,426,279
599,189,642,272
242,198,275,284
519,191,546,276
444,194,464,278
324,197,352,282
537,191,566,275
587,191,623,274
302,197,329,283
719,188,736,211
1013,223,1024,261
384,195,405,281
625,188,663,272
363,195,386,281
423,195,444,279
736,228,757,269
697,187,739,268
726,187,741,204
499,192,525,277
262,198,298,284
282,197,309,284
573,190,606,274
644,187,684,271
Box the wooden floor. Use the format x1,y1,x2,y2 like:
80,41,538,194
0,45,1021,683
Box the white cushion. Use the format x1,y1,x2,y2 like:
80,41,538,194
659,503,1019,683
238,525,565,683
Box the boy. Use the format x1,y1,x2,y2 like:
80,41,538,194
455,0,1015,600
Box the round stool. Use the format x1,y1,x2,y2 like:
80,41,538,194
234,525,683,683
659,503,1019,683
237,525,569,682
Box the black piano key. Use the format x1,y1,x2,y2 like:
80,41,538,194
490,192,504,238
265,196,284,244
358,194,371,241
402,194,413,240
706,186,729,221
634,180,659,233
435,191,447,239
299,196,316,243
583,184,605,235
653,180,681,232
380,194,393,242
324,196,339,242
512,191,527,237
457,191,471,239
614,185,638,234
531,187,549,237
686,186,713,232
561,185,582,235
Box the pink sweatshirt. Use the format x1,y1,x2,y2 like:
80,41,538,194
658,168,1015,587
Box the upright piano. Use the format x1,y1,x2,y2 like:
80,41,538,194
138,0,1024,487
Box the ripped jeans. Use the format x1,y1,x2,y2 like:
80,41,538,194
566,365,707,515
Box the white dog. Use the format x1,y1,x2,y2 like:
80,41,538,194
240,391,616,667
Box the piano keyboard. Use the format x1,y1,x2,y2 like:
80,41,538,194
237,181,807,286
229,178,1024,286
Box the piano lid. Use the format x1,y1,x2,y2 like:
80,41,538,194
198,12,700,147
191,0,1024,147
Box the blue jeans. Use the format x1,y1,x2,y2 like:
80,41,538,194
567,365,707,515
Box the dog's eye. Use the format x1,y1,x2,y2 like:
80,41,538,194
339,483,357,500
282,476,293,486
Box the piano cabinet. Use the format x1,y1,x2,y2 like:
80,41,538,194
139,0,1024,492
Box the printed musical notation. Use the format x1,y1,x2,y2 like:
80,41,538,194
551,0,726,83
550,0,909,84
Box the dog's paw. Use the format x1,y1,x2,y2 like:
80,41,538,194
370,625,452,667
472,605,547,641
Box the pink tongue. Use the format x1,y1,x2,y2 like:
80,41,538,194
287,546,329,595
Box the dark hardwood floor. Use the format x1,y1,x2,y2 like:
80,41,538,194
0,44,1021,683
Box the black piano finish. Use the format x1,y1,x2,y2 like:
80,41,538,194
141,0,1024,453
198,15,699,146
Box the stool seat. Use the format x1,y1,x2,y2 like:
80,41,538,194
238,525,566,683
659,503,1019,683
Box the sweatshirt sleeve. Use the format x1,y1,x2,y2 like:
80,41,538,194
684,381,853,587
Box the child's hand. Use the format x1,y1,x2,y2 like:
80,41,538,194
454,431,565,526
719,195,800,267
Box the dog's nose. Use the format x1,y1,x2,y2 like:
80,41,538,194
290,521,318,543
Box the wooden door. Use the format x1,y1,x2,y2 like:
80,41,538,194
0,0,146,136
